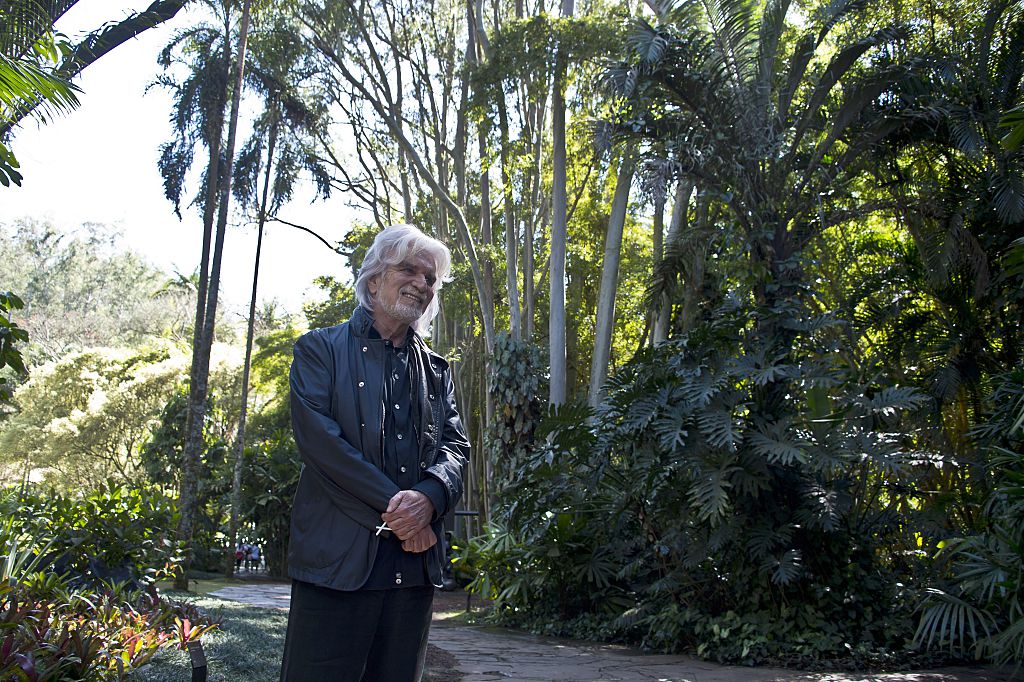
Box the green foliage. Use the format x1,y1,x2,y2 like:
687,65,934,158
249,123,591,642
302,275,356,331
0,26,80,187
241,429,300,577
472,280,953,666
472,13,625,107
488,333,543,487
1,483,183,587
0,220,196,364
914,370,1024,665
0,483,216,681
0,290,28,404
0,344,190,488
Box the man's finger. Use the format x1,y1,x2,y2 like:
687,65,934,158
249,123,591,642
385,491,405,514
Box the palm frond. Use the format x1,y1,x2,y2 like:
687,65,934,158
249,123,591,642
0,50,79,124
991,165,1024,224
914,587,993,657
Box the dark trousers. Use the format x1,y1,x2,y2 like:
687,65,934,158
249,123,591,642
279,580,433,682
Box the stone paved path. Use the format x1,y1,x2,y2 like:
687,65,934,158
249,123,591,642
208,582,1011,682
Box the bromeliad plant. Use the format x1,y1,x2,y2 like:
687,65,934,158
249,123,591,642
0,575,218,681
0,486,218,680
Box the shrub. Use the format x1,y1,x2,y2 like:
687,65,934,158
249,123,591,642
0,507,217,681
1,482,183,587
470,303,949,667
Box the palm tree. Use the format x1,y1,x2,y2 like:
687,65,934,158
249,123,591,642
0,3,80,186
610,0,917,344
1,0,191,140
223,6,333,576
585,0,932,638
154,0,252,589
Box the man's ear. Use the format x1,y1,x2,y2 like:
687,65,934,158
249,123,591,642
368,274,380,296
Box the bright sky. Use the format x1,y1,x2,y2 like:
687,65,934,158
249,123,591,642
0,2,358,318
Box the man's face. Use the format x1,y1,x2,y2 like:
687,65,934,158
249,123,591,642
368,252,438,326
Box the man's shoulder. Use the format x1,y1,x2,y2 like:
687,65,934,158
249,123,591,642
297,322,350,345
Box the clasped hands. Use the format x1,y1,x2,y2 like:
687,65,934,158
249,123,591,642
381,490,436,553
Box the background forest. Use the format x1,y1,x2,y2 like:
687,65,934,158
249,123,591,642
2,0,1024,676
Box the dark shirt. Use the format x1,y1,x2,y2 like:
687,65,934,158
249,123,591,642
363,332,430,589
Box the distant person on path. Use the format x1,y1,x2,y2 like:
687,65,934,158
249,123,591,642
234,544,244,572
280,224,470,682
249,543,261,571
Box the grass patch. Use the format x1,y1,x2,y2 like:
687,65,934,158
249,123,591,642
133,589,465,681
131,592,288,682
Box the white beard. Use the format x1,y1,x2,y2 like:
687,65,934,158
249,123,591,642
379,292,423,324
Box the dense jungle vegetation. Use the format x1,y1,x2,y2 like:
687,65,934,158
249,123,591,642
2,0,1024,675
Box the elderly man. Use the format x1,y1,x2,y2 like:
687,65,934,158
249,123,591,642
280,224,469,681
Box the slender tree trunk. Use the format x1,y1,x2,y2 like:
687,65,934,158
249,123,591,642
647,186,666,347
525,94,546,341
497,95,521,340
588,149,635,407
548,0,573,406
176,0,252,590
654,179,693,343
679,191,707,336
225,119,278,578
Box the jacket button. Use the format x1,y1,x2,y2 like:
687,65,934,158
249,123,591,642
358,381,365,387
362,346,368,352
400,466,407,473
397,434,403,440
429,394,434,400
420,462,427,469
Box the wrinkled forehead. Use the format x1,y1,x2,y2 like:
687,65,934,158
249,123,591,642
391,250,438,274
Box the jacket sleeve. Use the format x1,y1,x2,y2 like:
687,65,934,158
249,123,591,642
413,367,469,519
290,330,400,520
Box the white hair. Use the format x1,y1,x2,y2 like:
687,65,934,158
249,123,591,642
354,224,452,333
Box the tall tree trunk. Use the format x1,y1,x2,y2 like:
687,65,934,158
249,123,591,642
176,0,252,590
648,185,666,347
525,94,546,341
548,0,573,406
654,179,693,343
679,190,708,336
225,118,278,578
588,148,635,407
497,95,521,340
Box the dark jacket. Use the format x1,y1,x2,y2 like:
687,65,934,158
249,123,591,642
287,306,469,590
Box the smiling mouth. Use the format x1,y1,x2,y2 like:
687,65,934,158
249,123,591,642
401,292,423,304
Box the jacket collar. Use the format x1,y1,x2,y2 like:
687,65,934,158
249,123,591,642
350,305,418,348
350,305,376,338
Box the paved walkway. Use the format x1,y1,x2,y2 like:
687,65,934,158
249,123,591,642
208,582,1011,682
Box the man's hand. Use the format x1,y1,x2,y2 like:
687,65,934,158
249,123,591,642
382,490,435,540
401,526,437,553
